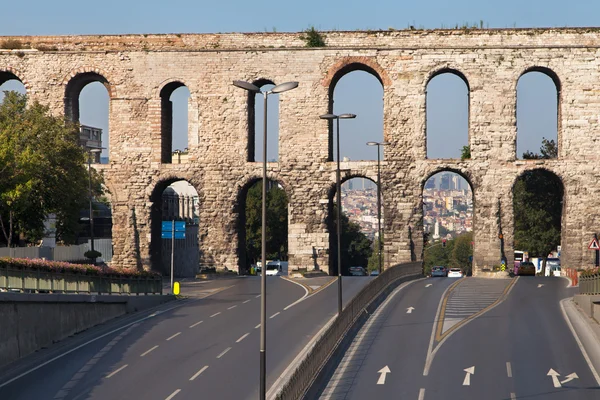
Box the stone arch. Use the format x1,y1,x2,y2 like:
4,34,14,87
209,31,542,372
326,174,379,276
234,174,290,273
510,167,565,273
158,80,191,163
0,66,30,92
63,68,113,123
245,78,277,162
424,67,471,159
148,176,201,274
515,66,561,159
324,58,389,162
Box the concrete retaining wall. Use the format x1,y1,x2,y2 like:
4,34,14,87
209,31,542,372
0,293,174,368
573,294,600,321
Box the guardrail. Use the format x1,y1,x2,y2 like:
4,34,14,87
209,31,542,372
0,267,163,295
563,267,579,287
276,261,422,400
580,270,600,295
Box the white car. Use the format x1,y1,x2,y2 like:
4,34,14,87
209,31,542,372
447,268,463,278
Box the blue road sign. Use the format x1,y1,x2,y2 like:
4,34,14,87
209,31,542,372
162,231,186,239
162,221,186,233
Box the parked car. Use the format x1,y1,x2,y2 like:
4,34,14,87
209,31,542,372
370,270,380,276
431,266,447,277
447,268,463,278
517,261,536,276
349,266,367,276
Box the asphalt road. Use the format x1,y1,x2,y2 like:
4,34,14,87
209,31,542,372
0,275,372,400
321,276,600,400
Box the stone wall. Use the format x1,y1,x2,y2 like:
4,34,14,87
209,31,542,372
2,28,600,275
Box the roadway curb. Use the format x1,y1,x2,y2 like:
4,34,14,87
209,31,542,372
560,298,600,386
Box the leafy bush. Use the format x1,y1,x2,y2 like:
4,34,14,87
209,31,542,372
300,27,326,47
1,39,23,49
0,257,160,278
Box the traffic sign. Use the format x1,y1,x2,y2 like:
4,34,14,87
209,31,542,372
162,231,185,239
161,221,186,233
589,237,600,250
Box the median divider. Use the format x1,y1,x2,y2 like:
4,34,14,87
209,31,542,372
274,261,422,400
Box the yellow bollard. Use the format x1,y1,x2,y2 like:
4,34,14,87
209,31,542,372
173,281,180,295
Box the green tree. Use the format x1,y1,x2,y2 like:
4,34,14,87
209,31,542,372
424,239,454,275
461,145,471,160
451,232,473,275
367,236,383,273
245,181,289,264
522,138,557,159
0,91,104,246
513,169,562,274
329,204,372,274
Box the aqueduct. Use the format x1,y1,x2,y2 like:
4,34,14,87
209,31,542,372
1,28,600,275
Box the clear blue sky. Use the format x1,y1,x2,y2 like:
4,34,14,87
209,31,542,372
0,0,590,161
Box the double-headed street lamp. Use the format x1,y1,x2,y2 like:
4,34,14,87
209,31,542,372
87,148,103,265
319,113,356,316
233,79,298,400
367,141,390,274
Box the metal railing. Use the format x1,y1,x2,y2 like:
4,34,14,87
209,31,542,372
580,270,600,295
0,266,163,295
276,261,422,400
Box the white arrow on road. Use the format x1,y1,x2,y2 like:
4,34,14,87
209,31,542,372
426,284,433,288
406,307,415,314
538,284,544,288
377,366,391,385
561,372,579,385
547,369,562,387
463,366,475,386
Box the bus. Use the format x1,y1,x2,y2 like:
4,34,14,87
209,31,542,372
514,250,529,274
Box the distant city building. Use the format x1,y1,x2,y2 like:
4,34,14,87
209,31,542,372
425,179,436,189
440,174,451,190
79,125,102,163
171,150,189,164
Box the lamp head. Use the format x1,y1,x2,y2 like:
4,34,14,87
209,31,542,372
271,81,298,94
319,113,337,120
339,113,356,119
366,141,378,146
233,80,261,93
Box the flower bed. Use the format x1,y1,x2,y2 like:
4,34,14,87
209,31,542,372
0,257,160,278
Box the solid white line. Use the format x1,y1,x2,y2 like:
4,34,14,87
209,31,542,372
166,332,181,341
105,364,128,379
418,388,426,400
255,323,261,329
236,333,250,343
228,305,237,310
281,277,310,310
189,366,209,381
243,300,251,304
189,320,203,328
269,312,281,319
210,312,221,318
506,362,513,378
165,389,181,400
217,347,232,359
140,345,159,357
559,298,600,386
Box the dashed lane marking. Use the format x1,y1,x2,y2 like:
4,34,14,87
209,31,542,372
228,305,237,310
236,333,250,343
189,366,209,381
210,312,221,318
506,362,513,378
269,312,281,319
106,364,128,379
189,321,203,328
165,389,181,400
140,345,159,357
166,332,181,341
217,347,232,359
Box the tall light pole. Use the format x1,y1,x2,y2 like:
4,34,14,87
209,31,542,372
87,148,102,264
233,79,298,400
367,141,390,274
320,113,356,316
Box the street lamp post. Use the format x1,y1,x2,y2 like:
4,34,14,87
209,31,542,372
233,79,298,400
87,148,102,264
367,141,390,274
320,113,356,316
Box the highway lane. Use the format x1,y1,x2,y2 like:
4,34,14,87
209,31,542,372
0,275,372,400
322,276,600,400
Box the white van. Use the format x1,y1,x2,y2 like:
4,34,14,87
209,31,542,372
265,261,282,276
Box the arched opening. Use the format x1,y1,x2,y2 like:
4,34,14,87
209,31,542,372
160,82,190,163
328,65,384,162
422,171,474,276
426,70,470,159
150,179,200,277
516,69,560,160
65,73,110,164
327,177,377,276
0,71,26,101
512,169,563,276
247,79,280,162
236,178,288,274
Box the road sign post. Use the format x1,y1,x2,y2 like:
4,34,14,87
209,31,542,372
162,220,186,293
588,234,599,267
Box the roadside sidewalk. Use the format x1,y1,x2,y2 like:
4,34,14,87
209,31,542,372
561,297,600,385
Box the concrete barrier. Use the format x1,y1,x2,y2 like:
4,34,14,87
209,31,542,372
0,292,175,368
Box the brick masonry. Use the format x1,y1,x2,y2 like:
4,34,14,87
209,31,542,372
1,28,600,275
